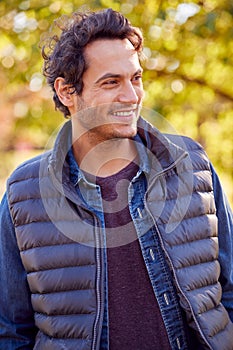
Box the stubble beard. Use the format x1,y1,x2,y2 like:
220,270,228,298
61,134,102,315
73,101,141,144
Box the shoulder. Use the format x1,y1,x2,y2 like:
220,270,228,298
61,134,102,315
7,150,51,185
6,150,53,219
138,116,205,152
168,134,212,175
165,133,204,152
138,117,210,170
6,151,52,207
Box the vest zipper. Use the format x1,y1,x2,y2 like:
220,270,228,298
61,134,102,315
92,218,105,350
144,154,212,349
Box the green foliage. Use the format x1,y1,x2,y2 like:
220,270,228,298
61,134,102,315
0,0,232,204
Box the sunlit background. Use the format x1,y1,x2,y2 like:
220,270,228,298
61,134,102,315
0,0,232,206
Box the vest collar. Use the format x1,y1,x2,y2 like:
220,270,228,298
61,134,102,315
47,117,188,193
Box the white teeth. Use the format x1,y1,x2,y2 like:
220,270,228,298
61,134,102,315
113,111,133,116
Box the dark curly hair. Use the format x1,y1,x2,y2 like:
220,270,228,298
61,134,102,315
42,8,144,118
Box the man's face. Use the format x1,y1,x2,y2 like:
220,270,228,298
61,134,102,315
71,38,144,142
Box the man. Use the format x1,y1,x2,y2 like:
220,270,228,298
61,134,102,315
0,8,233,350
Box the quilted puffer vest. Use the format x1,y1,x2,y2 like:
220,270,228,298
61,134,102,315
139,123,233,350
7,118,233,349
8,152,101,349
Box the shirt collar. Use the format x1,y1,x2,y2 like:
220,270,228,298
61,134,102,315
67,134,150,186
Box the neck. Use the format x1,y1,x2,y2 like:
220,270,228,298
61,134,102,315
72,135,137,178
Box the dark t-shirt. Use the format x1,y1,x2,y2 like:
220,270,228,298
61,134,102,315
96,161,171,350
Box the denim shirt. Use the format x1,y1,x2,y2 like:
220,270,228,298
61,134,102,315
0,143,233,350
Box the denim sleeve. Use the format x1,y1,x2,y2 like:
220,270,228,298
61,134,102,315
0,193,37,349
210,164,233,321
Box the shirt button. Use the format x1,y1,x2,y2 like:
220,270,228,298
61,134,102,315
176,337,181,349
137,207,143,218
164,293,170,305
149,248,155,261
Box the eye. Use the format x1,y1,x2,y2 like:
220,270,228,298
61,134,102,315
102,79,119,88
132,74,142,84
104,80,117,84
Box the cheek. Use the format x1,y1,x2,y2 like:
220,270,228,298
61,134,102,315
83,91,114,107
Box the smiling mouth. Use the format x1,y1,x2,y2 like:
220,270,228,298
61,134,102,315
108,103,141,120
112,110,136,117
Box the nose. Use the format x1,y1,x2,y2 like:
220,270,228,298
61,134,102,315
117,81,140,104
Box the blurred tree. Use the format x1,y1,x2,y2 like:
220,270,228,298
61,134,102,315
0,0,232,203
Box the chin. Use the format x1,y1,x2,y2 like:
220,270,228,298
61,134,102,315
111,125,138,139
89,123,138,143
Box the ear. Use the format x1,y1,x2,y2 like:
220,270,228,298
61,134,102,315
54,77,75,108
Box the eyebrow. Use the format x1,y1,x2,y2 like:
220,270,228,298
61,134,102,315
94,68,143,84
